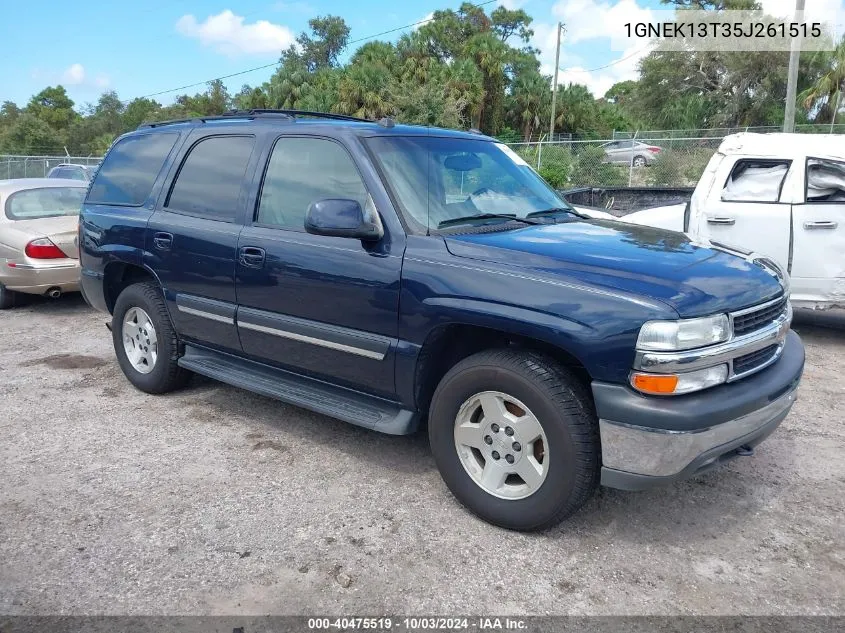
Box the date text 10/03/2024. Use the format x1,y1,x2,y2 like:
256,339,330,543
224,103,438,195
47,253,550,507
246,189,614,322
307,617,528,630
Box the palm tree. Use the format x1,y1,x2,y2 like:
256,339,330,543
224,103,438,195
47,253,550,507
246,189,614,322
465,33,509,133
799,38,845,124
507,72,549,140
334,63,395,120
554,83,597,137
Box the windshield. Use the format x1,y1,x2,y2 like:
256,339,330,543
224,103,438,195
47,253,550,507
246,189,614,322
5,187,86,220
365,136,573,231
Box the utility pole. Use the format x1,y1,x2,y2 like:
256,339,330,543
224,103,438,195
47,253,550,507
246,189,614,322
783,0,806,132
549,22,564,142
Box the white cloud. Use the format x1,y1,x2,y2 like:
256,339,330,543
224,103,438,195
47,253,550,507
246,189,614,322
61,63,86,85
176,10,296,56
58,63,111,90
532,0,657,98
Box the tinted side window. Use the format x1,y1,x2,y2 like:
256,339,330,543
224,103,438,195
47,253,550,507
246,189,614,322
87,133,178,206
166,136,254,222
256,137,367,230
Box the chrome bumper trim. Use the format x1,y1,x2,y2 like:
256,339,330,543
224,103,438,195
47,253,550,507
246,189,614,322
634,302,792,381
5,262,78,270
599,386,798,478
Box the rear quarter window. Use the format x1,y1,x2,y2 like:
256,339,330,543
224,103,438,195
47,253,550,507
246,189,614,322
87,132,179,206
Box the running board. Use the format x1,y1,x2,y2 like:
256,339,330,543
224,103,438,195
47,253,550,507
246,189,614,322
178,345,418,435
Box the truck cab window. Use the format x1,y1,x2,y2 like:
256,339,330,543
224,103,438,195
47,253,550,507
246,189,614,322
721,160,789,203
806,157,845,202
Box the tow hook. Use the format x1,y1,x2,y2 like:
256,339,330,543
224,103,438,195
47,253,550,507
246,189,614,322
735,444,754,457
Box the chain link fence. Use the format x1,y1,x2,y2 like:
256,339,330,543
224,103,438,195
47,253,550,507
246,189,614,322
508,137,725,189
611,124,845,140
0,155,102,180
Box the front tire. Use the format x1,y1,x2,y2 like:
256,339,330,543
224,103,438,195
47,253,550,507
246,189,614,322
112,282,190,394
429,349,599,531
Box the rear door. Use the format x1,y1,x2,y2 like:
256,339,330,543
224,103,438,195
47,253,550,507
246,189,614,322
790,156,845,306
693,156,792,271
144,132,258,352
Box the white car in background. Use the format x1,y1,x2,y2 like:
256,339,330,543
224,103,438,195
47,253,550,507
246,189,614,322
623,133,845,310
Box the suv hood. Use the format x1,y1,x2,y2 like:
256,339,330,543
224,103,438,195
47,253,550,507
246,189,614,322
444,220,783,318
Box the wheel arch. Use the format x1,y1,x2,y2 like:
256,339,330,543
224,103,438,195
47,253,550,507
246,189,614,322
413,321,593,416
103,261,166,315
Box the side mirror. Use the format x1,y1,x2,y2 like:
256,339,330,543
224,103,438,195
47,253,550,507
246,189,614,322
305,198,384,241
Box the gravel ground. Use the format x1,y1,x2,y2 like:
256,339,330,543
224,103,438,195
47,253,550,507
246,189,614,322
0,295,843,616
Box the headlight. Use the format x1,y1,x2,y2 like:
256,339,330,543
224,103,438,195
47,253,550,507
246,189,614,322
631,365,729,396
637,314,730,351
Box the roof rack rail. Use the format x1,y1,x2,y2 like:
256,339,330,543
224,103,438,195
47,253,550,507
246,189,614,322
138,109,372,130
137,114,250,129
236,109,370,122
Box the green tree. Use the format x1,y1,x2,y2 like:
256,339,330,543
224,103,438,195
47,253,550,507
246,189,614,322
123,97,163,129
25,86,78,132
799,39,845,124
297,15,350,71
0,113,65,154
506,71,549,139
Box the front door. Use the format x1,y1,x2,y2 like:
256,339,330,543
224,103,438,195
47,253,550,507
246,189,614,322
694,157,792,272
790,156,845,306
145,133,257,352
235,135,402,397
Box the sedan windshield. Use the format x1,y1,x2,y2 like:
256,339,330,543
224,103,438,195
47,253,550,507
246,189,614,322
365,136,575,232
5,187,86,220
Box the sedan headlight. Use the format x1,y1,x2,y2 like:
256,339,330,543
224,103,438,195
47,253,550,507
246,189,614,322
637,314,730,351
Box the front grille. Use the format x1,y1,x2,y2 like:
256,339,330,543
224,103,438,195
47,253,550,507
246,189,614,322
733,344,779,376
732,297,787,336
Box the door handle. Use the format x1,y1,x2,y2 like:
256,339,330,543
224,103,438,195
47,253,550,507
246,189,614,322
153,232,173,250
803,220,838,230
706,216,736,225
239,246,265,268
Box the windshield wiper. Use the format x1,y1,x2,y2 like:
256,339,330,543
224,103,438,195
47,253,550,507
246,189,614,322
526,207,590,221
437,213,543,229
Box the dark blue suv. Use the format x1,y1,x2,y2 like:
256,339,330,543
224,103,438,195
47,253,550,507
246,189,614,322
79,110,804,530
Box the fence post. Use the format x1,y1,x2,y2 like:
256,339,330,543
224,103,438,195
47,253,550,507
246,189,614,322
537,133,545,171
627,131,638,187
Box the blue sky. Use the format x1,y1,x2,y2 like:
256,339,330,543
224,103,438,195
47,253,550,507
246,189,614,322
1,0,837,109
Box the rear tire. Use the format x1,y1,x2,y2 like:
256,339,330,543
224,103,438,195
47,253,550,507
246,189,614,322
632,155,647,167
429,349,600,531
112,282,190,394
0,284,18,310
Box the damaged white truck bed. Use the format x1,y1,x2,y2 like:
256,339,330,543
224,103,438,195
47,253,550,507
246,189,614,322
622,133,845,310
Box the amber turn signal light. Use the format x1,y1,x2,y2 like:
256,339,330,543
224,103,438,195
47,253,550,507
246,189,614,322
631,373,679,395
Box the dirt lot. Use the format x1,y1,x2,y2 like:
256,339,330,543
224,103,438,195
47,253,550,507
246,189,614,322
0,295,843,616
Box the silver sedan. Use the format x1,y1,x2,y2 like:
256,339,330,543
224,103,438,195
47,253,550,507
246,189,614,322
0,178,86,309
601,140,663,167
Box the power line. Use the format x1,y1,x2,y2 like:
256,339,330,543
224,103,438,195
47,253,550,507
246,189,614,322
560,45,651,74
129,0,499,103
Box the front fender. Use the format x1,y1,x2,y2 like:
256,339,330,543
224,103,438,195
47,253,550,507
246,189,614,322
397,241,678,403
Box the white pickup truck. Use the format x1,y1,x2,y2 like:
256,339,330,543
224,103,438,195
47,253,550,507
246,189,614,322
622,133,845,310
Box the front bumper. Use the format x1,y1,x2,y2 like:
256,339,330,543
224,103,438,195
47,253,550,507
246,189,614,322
594,330,804,490
1,259,80,294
